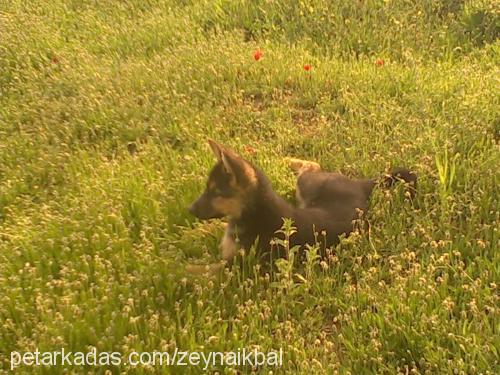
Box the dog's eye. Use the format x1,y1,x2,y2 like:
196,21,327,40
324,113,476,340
209,187,222,196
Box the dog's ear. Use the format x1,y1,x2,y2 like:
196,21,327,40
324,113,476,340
220,149,239,177
222,150,257,187
208,139,223,161
207,139,257,186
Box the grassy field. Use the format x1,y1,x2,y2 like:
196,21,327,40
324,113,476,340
1,0,499,373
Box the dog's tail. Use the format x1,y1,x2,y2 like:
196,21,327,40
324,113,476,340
378,168,417,198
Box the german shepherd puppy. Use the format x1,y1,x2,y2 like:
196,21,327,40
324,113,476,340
189,140,416,264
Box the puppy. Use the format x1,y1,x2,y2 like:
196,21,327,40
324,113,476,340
189,140,416,263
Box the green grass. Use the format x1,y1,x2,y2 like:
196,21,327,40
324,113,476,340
0,0,499,373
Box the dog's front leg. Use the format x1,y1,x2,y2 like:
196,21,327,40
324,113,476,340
220,225,238,261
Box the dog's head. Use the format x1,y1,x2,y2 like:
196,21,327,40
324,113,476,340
189,139,258,220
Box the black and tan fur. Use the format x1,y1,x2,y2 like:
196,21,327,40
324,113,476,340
189,140,416,264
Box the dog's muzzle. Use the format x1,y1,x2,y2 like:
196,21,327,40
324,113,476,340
188,193,223,220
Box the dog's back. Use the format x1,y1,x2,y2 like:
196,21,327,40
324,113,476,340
296,171,375,221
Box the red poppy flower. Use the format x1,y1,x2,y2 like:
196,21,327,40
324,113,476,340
303,64,312,71
253,50,263,61
375,59,384,66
